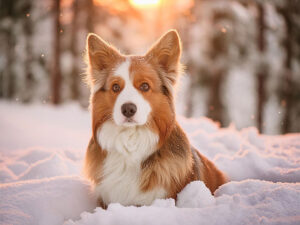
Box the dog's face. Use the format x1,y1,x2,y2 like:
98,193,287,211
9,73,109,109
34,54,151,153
85,30,182,144
108,59,154,127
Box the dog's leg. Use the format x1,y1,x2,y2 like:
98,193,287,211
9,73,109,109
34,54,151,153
194,149,228,194
97,197,107,209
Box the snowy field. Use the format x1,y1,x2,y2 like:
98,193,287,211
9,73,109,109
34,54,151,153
0,100,300,225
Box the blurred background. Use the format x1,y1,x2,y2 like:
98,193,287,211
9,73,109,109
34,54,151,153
0,0,299,134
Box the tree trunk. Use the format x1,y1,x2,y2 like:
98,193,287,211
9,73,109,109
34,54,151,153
207,70,225,126
51,0,62,105
6,29,16,99
256,3,267,133
0,71,3,98
86,0,94,33
70,0,79,100
185,74,195,118
0,1,15,99
23,13,34,103
281,7,293,134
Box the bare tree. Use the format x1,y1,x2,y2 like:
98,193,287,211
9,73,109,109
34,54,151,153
0,0,16,99
86,0,94,33
277,1,296,133
281,8,292,133
51,0,62,104
5,29,16,99
272,0,300,133
207,69,226,125
70,0,80,100
23,4,34,103
255,3,268,133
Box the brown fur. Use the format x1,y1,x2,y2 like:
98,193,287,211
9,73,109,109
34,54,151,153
84,137,107,184
91,74,126,138
129,56,176,146
140,123,227,197
197,151,228,193
140,123,193,198
84,30,228,207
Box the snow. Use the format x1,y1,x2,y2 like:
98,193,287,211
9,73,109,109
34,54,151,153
0,101,90,151
177,181,216,208
18,153,80,181
0,177,96,225
0,100,300,225
64,180,300,225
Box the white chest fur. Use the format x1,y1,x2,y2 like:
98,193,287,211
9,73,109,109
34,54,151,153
94,121,166,206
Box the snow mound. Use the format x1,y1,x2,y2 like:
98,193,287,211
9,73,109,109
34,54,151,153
177,181,215,208
18,149,52,164
65,180,300,225
151,198,176,208
0,176,97,225
7,161,28,176
19,153,80,180
0,166,16,183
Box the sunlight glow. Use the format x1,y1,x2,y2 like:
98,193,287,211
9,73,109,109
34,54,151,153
130,0,161,8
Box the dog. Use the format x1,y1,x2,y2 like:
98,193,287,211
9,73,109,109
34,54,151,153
83,30,227,208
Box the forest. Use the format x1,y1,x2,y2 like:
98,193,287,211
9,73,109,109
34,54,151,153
0,0,299,134
1,1,300,225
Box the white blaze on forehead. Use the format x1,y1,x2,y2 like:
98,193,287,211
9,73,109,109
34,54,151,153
113,58,151,126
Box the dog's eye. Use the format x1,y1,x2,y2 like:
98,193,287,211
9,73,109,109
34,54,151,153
140,83,150,92
112,84,120,92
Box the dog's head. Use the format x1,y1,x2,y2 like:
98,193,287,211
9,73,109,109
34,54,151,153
85,30,182,146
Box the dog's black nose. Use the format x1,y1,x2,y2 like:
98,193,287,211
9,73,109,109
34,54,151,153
121,103,137,118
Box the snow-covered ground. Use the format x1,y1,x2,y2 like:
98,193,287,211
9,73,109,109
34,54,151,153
0,100,300,225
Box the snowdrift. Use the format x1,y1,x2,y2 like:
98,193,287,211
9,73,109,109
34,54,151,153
0,101,299,225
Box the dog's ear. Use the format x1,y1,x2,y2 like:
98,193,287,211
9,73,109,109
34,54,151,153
85,33,122,90
145,30,182,87
86,33,121,70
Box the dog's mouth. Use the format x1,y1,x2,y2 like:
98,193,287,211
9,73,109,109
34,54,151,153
125,118,134,122
121,118,138,127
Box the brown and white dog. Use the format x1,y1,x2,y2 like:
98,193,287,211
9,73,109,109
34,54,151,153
83,30,227,208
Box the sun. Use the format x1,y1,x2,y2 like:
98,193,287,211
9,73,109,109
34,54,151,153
130,0,161,8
